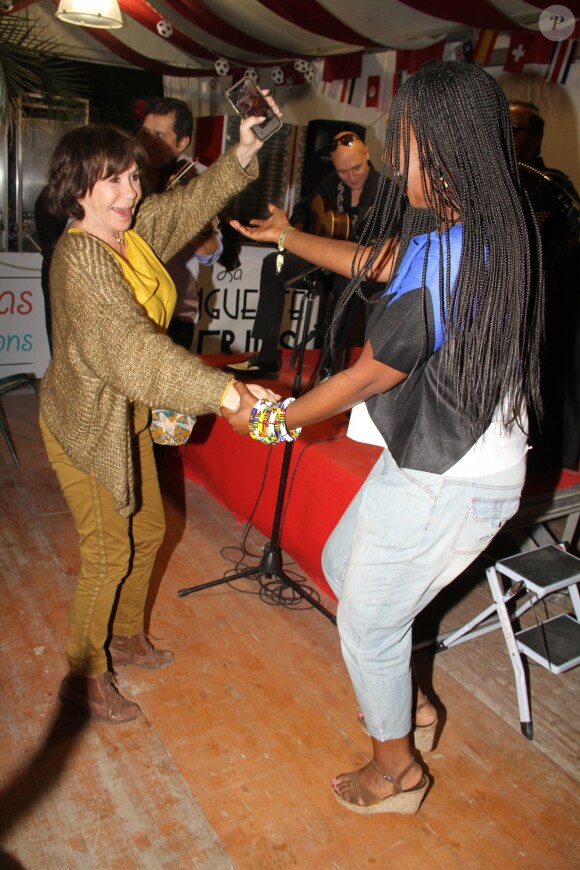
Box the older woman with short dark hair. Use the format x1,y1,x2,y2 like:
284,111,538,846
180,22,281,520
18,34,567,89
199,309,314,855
40,110,278,725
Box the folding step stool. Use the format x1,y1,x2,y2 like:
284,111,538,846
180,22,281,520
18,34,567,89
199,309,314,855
436,544,580,740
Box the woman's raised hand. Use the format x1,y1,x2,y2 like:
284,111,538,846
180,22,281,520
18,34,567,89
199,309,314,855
235,92,282,168
230,203,291,245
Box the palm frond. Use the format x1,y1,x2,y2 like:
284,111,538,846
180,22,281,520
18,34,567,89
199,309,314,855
0,12,89,127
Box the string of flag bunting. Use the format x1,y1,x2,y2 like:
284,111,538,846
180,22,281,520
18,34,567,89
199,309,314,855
316,28,578,111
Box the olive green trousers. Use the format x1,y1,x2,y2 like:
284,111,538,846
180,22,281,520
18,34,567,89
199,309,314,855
40,412,166,675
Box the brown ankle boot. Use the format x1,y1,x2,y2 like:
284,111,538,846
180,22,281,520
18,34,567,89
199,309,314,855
59,671,141,724
108,631,174,670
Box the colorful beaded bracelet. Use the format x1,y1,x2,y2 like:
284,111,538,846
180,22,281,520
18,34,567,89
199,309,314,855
249,398,302,444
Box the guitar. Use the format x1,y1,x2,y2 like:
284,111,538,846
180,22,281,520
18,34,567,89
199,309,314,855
310,194,350,240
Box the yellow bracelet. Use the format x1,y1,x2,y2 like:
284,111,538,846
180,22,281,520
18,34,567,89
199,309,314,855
219,377,238,410
277,225,298,252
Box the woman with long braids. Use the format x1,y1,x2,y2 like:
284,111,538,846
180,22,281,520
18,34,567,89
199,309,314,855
225,61,543,814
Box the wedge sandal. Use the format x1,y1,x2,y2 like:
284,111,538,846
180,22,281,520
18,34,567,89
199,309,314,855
332,759,429,815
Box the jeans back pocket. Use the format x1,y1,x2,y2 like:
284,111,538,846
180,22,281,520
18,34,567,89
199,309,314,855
452,494,521,555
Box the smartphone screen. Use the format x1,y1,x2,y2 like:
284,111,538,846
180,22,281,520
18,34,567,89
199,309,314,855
225,78,282,141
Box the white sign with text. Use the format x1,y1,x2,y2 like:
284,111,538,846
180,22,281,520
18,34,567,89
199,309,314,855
0,254,50,379
194,243,321,355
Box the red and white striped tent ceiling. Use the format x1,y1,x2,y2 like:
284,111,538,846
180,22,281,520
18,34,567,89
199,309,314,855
8,0,579,76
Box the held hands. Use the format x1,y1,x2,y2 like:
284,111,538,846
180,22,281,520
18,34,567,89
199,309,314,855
246,383,281,403
222,382,302,443
230,203,292,245
235,92,282,168
221,381,281,436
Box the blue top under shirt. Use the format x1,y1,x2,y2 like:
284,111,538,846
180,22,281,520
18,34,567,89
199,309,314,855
356,223,526,474
384,224,463,354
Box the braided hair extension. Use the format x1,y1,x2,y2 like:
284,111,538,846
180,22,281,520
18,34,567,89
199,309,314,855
331,61,544,435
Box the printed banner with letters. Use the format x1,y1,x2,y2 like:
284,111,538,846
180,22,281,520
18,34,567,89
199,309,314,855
0,254,50,380
194,243,321,355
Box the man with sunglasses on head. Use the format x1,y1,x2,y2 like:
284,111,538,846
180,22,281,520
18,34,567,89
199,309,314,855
225,131,381,380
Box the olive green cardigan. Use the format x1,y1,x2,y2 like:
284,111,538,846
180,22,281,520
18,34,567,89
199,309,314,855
40,148,257,516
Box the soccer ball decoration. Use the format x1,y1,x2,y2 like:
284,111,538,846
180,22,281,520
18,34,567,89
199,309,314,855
303,64,315,83
244,68,258,83
294,59,309,74
156,19,173,38
214,58,230,76
271,67,284,85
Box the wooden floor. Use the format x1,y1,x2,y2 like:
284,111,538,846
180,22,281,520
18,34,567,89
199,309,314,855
1,389,579,870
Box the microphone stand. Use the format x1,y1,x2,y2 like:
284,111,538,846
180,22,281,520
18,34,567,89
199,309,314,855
178,268,336,624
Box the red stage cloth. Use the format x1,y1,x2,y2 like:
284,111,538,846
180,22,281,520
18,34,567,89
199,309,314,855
174,350,580,598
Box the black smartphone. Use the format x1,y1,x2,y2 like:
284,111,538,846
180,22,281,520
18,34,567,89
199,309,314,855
225,77,282,142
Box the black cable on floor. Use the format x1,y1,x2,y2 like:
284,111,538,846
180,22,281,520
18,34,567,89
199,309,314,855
217,434,346,610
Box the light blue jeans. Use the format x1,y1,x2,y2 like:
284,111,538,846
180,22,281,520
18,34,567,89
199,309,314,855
322,447,526,741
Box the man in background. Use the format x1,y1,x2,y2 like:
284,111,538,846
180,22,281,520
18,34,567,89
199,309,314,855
137,97,223,351
509,100,579,200
509,100,580,470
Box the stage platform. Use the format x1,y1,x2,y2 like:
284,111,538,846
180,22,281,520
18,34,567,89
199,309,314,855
170,350,580,597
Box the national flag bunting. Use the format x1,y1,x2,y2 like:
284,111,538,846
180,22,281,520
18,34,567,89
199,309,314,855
504,29,553,74
545,39,578,83
366,75,380,109
473,29,498,65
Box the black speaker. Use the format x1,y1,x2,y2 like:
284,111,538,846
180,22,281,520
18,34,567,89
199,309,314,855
300,119,367,198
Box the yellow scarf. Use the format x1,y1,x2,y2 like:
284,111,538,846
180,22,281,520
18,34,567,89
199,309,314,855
69,228,176,330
